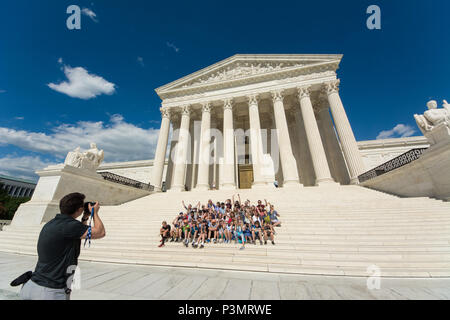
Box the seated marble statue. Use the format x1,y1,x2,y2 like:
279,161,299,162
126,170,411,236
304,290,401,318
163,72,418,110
64,143,105,171
414,100,450,135
85,143,105,168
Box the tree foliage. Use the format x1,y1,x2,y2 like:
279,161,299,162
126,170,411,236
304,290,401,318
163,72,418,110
0,183,31,220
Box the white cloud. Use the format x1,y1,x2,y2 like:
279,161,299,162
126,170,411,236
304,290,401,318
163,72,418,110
0,114,160,164
376,124,416,140
82,8,98,22
48,64,116,100
14,117,24,120
166,42,180,53
0,156,56,182
137,56,145,67
0,89,6,93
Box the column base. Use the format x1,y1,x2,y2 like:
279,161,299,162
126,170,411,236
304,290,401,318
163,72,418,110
349,177,360,185
282,181,303,189
315,178,338,186
282,179,301,186
194,184,210,191
168,185,186,192
252,182,275,189
220,183,237,190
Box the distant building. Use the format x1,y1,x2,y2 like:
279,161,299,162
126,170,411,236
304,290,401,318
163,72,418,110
0,174,36,198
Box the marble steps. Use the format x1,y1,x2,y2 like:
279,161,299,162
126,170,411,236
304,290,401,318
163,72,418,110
4,229,450,240
106,210,449,216
117,202,450,209
118,206,449,212
1,186,450,277
2,233,450,249
2,242,450,272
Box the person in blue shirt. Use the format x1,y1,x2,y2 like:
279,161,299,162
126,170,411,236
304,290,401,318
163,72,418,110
269,204,281,228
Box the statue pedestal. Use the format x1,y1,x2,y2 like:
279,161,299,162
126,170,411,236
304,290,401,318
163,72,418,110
424,123,450,147
11,165,152,227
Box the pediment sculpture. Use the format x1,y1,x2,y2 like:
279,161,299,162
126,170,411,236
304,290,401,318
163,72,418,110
182,62,305,88
64,142,105,171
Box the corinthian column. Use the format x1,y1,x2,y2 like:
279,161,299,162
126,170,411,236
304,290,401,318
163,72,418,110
247,94,267,186
196,102,212,190
271,90,300,186
297,86,335,185
151,107,171,192
171,105,191,192
221,98,236,189
324,80,366,184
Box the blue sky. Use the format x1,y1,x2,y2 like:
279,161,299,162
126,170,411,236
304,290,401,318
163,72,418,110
0,0,449,180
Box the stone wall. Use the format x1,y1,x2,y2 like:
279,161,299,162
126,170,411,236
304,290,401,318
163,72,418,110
97,160,168,185
12,165,152,227
362,141,450,201
358,136,429,171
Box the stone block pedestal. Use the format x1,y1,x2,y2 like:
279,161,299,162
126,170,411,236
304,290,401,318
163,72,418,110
12,165,152,227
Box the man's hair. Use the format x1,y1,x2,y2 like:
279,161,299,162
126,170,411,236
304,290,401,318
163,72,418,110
60,193,85,215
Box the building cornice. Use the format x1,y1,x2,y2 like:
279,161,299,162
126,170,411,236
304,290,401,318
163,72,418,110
357,136,429,150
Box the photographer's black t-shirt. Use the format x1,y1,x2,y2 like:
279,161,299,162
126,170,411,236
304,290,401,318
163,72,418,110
31,214,89,289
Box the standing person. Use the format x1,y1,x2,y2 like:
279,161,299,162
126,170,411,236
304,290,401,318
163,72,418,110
159,221,171,248
20,193,105,300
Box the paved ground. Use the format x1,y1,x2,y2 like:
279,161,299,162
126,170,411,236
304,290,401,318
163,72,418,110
1,252,449,300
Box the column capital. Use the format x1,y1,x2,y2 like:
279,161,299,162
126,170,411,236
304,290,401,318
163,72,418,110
323,79,341,95
297,86,311,99
160,107,171,119
247,94,260,105
271,90,285,103
201,102,212,113
181,105,191,116
223,98,234,110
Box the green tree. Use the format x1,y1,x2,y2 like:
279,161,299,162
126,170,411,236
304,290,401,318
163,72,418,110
0,183,31,220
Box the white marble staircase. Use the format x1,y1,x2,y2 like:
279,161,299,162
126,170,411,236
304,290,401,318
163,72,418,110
1,185,450,278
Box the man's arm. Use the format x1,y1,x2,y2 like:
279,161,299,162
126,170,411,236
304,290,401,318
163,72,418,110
81,202,105,240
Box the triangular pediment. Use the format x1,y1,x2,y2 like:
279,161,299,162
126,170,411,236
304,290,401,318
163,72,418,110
156,54,342,98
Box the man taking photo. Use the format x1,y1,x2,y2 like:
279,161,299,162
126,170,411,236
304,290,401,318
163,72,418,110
20,192,106,300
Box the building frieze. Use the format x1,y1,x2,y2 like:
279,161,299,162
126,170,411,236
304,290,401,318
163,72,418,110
160,70,337,110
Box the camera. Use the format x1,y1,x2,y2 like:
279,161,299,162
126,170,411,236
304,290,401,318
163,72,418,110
83,202,97,214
